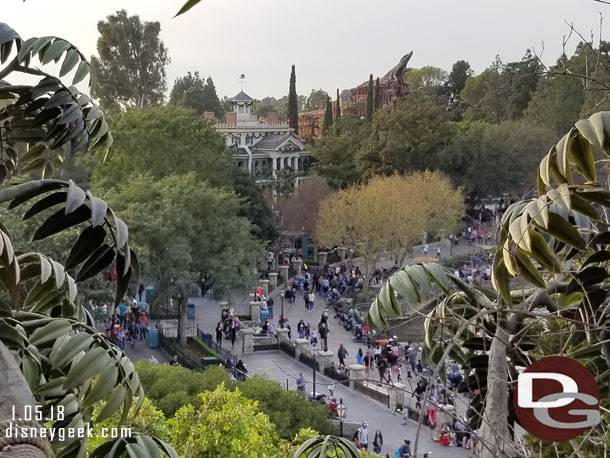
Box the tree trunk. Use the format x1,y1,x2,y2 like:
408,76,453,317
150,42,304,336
179,298,188,347
479,323,515,458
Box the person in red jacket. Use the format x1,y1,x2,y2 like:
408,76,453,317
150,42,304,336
138,313,149,340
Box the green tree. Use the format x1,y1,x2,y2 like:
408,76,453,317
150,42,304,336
232,167,278,242
239,376,334,439
336,88,341,119
323,97,334,134
405,65,448,96
311,116,367,188
90,10,169,111
288,65,299,132
366,74,374,121
0,22,174,457
101,173,263,342
369,111,610,458
88,398,170,453
445,59,473,106
440,120,555,199
305,89,330,111
374,77,381,109
202,76,223,118
169,384,284,458
170,71,206,114
357,94,453,178
135,362,231,417
91,106,232,190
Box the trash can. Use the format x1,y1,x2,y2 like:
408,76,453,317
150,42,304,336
147,328,159,349
187,303,195,320
145,286,155,304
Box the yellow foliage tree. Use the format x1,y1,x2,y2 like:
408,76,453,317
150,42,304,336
316,172,463,281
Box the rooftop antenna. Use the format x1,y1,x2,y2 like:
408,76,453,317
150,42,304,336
239,74,246,92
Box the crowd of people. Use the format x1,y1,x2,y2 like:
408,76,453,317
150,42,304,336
102,300,150,350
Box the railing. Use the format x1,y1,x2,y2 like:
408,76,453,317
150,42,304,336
158,328,204,371
197,326,237,365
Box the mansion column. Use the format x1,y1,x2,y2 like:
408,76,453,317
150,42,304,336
293,156,298,171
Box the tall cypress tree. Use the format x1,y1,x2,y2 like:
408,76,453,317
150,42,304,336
323,96,333,135
335,88,341,119
374,77,381,110
288,65,299,132
366,74,374,122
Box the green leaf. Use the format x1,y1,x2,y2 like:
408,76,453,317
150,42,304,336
583,250,610,267
39,254,52,284
59,49,80,77
29,37,52,59
113,214,128,250
63,346,110,390
49,332,89,369
388,268,420,303
65,180,86,214
96,384,126,423
23,192,68,220
41,39,70,65
75,243,115,282
514,249,546,289
28,318,72,346
21,354,40,390
32,205,91,241
491,254,511,305
136,436,161,458
406,264,430,291
570,131,596,181
83,366,118,408
72,61,89,85
0,321,24,349
421,262,451,294
65,225,107,270
86,191,108,227
175,0,203,16
542,212,587,250
527,229,561,273
17,37,39,62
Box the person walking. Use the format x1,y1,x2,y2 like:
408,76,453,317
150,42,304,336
337,344,348,367
137,312,149,341
230,322,237,349
436,246,441,260
296,373,306,391
423,243,429,256
357,422,369,451
363,350,372,378
356,348,364,365
397,440,412,457
308,290,315,312
319,322,329,352
215,322,223,347
372,429,383,454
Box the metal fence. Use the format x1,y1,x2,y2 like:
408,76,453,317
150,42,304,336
158,328,204,371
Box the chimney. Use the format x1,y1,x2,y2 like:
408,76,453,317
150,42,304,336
267,111,279,125
203,111,216,122
226,112,237,126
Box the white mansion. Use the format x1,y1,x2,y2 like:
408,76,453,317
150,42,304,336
205,91,310,185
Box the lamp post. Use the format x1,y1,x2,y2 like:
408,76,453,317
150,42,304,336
280,291,285,328
311,342,317,399
337,398,346,437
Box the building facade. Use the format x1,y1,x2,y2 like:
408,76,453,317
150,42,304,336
210,91,310,186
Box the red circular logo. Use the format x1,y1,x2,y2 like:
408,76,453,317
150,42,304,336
513,356,600,442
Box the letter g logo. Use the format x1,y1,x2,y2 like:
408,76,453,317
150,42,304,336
514,356,600,442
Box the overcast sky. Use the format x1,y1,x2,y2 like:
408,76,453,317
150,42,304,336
4,1,608,100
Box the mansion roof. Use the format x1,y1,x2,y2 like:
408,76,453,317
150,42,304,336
231,90,253,102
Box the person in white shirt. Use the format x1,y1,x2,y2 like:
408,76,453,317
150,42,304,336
423,244,429,256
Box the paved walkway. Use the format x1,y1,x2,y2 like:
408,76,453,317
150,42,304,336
244,351,470,458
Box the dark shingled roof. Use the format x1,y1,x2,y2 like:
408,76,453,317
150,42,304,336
252,133,295,151
231,90,253,102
